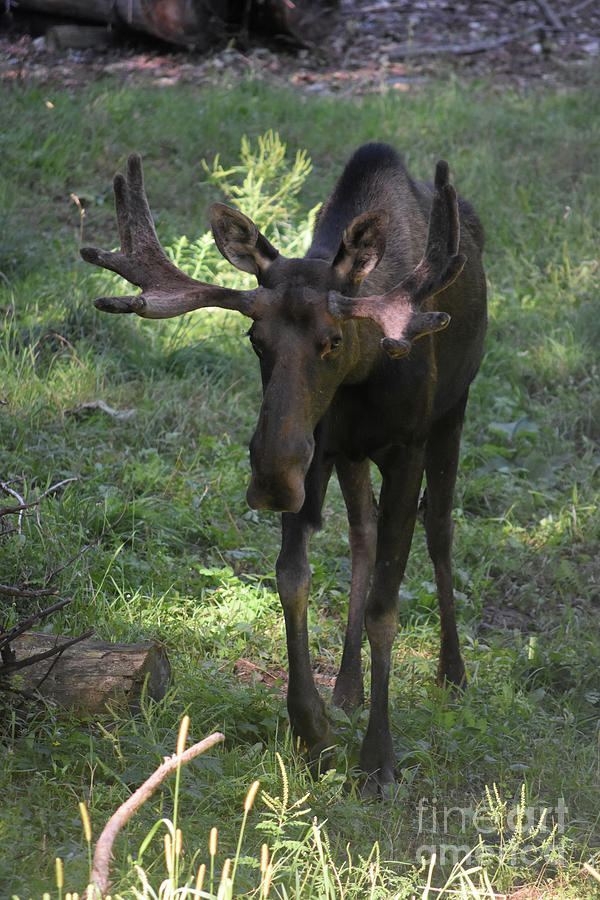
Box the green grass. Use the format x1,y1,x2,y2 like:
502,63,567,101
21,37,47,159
1,69,600,899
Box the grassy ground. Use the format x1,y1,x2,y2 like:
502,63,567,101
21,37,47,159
1,69,600,899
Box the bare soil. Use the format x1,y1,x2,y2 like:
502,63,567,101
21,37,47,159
1,0,599,92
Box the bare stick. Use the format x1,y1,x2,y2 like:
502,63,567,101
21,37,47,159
0,482,25,531
36,477,79,498
0,502,128,599
0,500,28,516
0,583,58,598
0,630,94,673
87,732,226,897
0,478,78,531
389,22,547,59
0,598,71,648
535,0,564,30
570,0,597,13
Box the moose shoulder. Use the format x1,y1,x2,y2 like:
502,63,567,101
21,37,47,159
82,143,487,792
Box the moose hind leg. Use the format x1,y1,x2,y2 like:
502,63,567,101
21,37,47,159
332,456,377,713
277,508,334,763
424,391,469,688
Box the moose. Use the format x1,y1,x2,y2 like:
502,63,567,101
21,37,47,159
81,143,487,791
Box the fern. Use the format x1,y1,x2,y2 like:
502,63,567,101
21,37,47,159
166,130,319,290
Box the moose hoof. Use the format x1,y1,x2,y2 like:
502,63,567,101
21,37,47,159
293,726,335,779
359,734,396,798
288,695,335,773
306,742,336,778
359,765,396,799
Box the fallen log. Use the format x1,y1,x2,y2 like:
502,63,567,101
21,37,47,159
14,0,339,49
46,24,116,51
13,0,212,48
5,631,171,714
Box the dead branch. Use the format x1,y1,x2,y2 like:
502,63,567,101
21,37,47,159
0,504,128,705
535,0,564,30
0,482,25,529
0,499,127,600
0,598,71,650
570,0,597,13
68,399,137,420
0,478,78,530
87,732,226,898
0,629,94,673
0,583,58,597
389,22,547,59
0,481,25,506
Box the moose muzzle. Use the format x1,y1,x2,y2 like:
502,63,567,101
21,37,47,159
246,426,315,514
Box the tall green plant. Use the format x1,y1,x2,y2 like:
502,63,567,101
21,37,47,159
166,131,319,290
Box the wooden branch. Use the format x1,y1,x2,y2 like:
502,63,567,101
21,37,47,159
0,481,25,513
0,583,58,597
390,22,547,59
1,629,94,673
0,478,78,532
87,732,226,898
0,598,71,649
0,503,28,518
535,0,564,30
0,481,25,531
0,501,127,600
569,0,597,14
0,478,78,516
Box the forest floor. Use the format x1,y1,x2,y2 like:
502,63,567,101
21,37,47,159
1,0,599,92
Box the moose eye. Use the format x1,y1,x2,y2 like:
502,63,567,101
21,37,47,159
319,333,343,359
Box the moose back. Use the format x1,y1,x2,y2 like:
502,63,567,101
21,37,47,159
82,143,487,792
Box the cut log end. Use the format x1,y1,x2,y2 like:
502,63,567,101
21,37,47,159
7,632,171,714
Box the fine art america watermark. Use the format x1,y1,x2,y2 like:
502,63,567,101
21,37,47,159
414,794,569,867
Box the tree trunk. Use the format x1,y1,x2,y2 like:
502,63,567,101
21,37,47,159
6,631,171,714
14,0,339,48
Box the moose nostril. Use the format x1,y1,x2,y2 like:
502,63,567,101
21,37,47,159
246,477,305,514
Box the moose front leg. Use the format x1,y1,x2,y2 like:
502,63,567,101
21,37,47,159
424,391,469,688
277,510,334,763
333,456,377,713
360,445,425,792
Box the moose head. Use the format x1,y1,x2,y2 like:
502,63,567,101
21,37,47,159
82,154,464,515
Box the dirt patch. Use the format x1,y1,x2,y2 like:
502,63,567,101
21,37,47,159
1,1,599,92
233,657,336,693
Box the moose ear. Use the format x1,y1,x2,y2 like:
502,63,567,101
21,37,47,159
210,203,279,278
332,210,389,284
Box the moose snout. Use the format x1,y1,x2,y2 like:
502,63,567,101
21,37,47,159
247,430,314,514
246,475,305,514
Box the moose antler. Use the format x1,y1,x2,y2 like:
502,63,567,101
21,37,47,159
328,160,466,358
81,154,256,319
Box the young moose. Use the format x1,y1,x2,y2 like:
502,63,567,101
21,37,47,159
82,143,487,791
